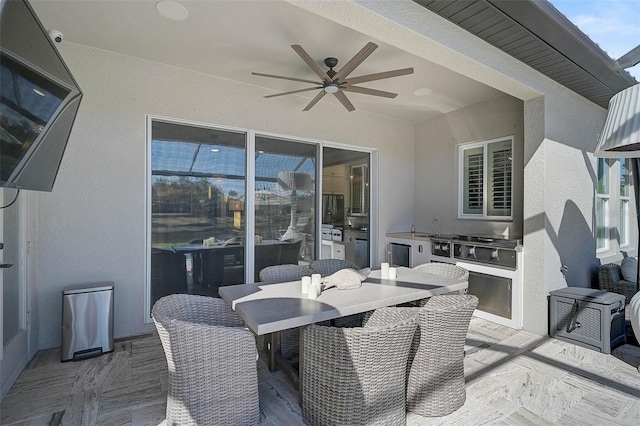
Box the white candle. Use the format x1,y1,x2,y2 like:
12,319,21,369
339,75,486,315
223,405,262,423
307,282,318,299
308,273,321,299
381,262,390,279
301,276,311,294
388,267,397,279
311,274,321,287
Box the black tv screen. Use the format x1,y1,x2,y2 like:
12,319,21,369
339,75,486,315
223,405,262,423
0,0,82,191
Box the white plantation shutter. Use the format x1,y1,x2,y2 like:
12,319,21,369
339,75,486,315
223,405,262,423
459,137,513,218
463,147,483,215
488,140,512,217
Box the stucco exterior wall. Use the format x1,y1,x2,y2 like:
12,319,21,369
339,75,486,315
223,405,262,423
33,43,414,349
412,95,524,237
297,0,621,335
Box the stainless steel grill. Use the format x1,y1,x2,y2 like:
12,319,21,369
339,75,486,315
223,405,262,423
430,234,521,269
429,234,522,320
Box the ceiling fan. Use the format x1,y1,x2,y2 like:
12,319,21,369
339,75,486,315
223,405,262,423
252,42,414,112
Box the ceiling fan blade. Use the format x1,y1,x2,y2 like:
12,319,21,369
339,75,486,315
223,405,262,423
265,87,323,98
333,42,378,82
291,45,332,81
343,68,414,86
303,90,327,111
342,86,397,98
333,91,355,112
252,72,321,85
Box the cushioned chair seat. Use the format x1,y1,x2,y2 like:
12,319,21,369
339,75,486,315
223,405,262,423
598,263,637,304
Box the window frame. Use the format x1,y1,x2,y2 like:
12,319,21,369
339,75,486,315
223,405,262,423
458,135,514,220
619,158,631,248
596,158,611,253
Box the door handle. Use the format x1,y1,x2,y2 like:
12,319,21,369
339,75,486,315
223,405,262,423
0,264,13,268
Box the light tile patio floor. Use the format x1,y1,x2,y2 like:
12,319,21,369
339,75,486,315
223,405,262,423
2,317,639,425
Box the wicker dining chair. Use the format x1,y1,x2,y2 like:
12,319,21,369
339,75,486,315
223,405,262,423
412,263,469,306
406,294,478,417
259,264,312,359
309,259,358,276
309,259,363,327
302,307,419,426
152,294,260,426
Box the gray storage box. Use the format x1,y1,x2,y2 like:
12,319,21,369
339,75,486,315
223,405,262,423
549,287,625,354
62,283,114,362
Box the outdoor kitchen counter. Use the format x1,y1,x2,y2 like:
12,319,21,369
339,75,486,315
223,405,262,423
386,231,525,330
386,232,433,241
386,232,524,249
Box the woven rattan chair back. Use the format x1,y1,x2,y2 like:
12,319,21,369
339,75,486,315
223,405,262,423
412,263,469,305
309,259,358,276
406,294,478,417
413,262,469,281
258,264,312,358
259,264,312,283
302,307,419,426
152,294,260,426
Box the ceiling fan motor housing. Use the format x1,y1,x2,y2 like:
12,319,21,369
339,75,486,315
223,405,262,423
324,57,338,79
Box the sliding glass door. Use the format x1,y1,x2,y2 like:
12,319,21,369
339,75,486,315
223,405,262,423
254,136,318,280
148,119,321,312
149,120,246,306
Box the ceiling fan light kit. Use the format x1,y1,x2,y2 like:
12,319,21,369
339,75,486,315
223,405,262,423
324,83,340,94
252,42,414,112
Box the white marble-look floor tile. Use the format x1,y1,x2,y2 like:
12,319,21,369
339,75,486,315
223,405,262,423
63,388,101,425
500,370,586,422
616,398,640,424
3,319,640,426
131,401,167,426
497,406,555,425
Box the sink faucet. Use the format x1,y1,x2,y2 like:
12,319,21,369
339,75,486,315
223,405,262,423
432,218,439,236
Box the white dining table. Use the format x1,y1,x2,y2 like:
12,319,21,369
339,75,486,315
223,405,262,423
219,266,468,387
219,266,468,335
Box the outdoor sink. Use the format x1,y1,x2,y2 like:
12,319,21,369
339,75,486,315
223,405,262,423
411,233,434,238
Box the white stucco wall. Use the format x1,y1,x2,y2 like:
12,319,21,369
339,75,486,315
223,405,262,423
412,95,524,237
295,0,622,335
33,43,414,349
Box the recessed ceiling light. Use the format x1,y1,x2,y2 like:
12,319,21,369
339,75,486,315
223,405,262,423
156,1,189,21
210,148,219,152
413,88,432,97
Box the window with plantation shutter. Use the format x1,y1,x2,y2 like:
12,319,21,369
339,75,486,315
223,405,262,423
459,136,513,219
463,147,483,215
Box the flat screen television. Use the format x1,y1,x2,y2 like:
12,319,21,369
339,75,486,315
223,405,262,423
0,0,82,191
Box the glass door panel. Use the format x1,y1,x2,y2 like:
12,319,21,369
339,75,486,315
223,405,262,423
150,120,246,305
322,148,371,268
254,136,318,280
